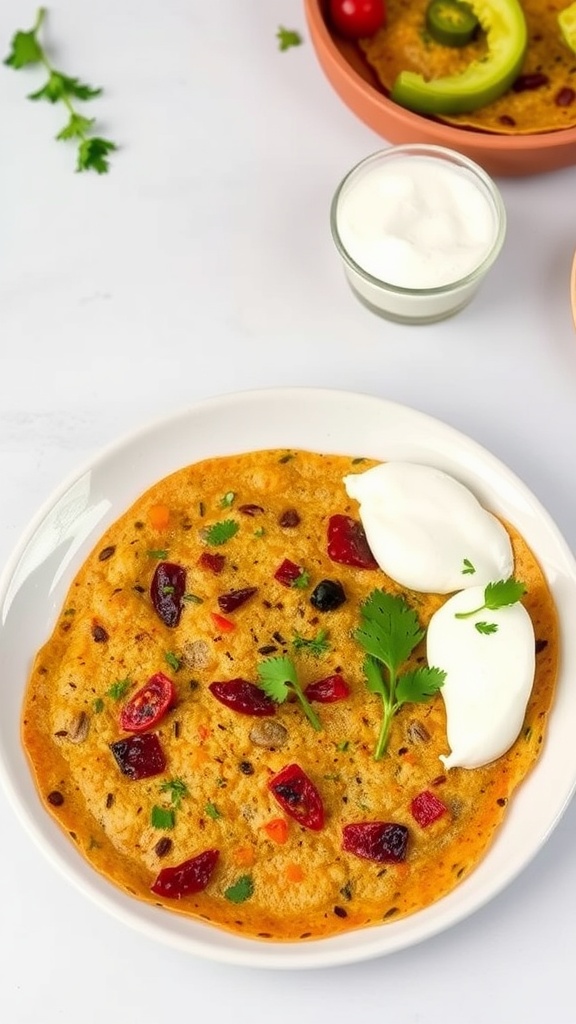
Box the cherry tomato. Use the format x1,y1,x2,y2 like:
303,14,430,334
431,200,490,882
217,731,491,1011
119,672,176,733
329,0,386,39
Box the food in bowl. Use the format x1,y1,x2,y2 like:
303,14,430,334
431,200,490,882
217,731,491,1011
353,0,576,133
21,449,558,941
330,145,506,323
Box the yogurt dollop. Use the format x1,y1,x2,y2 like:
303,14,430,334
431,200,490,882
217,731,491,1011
343,462,513,594
427,586,535,769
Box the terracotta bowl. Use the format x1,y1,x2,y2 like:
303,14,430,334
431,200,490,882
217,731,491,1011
304,0,576,177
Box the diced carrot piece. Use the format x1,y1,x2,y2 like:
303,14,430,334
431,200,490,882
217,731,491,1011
197,724,211,742
401,751,418,766
149,504,171,530
262,817,289,844
285,863,304,883
233,845,256,867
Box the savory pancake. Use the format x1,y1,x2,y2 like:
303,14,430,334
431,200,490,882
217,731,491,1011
21,450,558,941
359,0,576,134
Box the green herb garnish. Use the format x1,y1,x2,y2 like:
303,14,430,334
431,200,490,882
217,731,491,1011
276,26,302,51
4,7,117,173
147,548,169,559
258,655,322,731
355,590,445,760
292,569,310,589
224,875,254,904
160,778,188,809
292,628,330,657
219,491,235,509
455,578,527,620
106,678,131,701
205,520,239,546
475,621,499,635
164,651,182,672
92,697,104,713
183,592,204,604
204,801,222,821
254,527,266,538
150,806,175,830
462,558,476,575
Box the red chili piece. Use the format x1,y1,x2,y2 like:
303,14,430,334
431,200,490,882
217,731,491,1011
110,733,167,780
410,790,448,828
274,558,304,587
269,763,325,831
209,678,276,716
342,822,409,862
304,674,350,703
238,503,265,516
119,672,177,733
150,561,186,627
151,849,219,899
210,612,235,633
217,586,258,613
198,551,226,574
327,515,378,569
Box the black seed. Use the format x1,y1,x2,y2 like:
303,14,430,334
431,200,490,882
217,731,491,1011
47,790,64,806
98,545,116,561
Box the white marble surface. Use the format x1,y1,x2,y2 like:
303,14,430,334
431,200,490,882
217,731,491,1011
1,1,576,1021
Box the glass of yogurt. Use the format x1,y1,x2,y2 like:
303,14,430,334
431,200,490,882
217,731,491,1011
330,144,506,325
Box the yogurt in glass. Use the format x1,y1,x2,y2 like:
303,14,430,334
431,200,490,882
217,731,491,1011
330,144,506,325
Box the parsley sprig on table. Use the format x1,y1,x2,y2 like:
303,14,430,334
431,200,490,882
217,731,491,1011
355,590,445,760
258,655,322,731
455,577,527,634
4,7,117,173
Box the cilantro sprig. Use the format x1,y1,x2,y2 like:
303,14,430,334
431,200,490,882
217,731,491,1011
205,520,239,546
277,26,303,51
455,577,527,634
292,628,330,657
4,7,117,173
355,590,445,760
258,655,322,731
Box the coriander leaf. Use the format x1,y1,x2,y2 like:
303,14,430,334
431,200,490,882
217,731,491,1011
28,71,100,103
219,491,235,508
151,805,175,830
292,628,330,657
147,548,169,559
4,28,43,68
56,112,95,140
292,569,310,589
93,697,104,713
277,26,303,51
160,778,188,808
77,136,117,174
224,875,254,904
258,655,322,731
164,651,182,672
394,666,445,705
354,590,424,676
356,589,437,760
362,654,388,699
107,678,131,701
205,801,222,820
475,621,499,635
462,558,476,575
205,519,239,546
455,577,527,619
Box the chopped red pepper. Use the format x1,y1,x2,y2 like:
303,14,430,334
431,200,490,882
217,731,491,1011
342,822,409,862
210,611,235,633
151,848,219,898
109,733,167,780
119,672,176,733
327,515,378,569
304,674,350,703
217,587,258,613
411,790,448,828
209,678,276,716
269,763,325,831
198,551,225,574
274,558,305,587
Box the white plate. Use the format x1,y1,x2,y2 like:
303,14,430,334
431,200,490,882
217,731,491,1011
1,387,576,970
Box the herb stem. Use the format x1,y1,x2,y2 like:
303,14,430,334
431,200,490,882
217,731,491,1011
294,687,323,732
33,10,89,141
454,604,485,619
